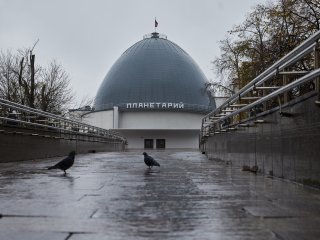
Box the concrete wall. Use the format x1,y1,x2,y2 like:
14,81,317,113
85,110,204,130
119,112,204,129
84,110,204,149
117,129,199,149
0,126,125,162
203,92,320,184
83,110,114,129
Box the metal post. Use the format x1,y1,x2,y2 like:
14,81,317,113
262,81,267,111
283,70,289,104
315,42,320,102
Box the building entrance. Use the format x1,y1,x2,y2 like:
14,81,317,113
156,139,166,149
144,139,154,149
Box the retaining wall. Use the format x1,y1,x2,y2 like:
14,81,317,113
203,92,320,184
0,125,125,162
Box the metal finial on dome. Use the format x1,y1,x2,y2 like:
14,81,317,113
143,32,167,40
151,32,159,38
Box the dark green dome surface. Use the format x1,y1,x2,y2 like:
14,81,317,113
94,33,215,113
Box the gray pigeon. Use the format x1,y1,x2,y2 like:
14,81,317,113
48,151,76,174
143,152,160,168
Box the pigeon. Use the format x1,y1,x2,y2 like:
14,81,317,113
143,152,160,168
48,151,76,174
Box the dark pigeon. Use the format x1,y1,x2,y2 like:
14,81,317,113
48,151,76,174
143,152,160,168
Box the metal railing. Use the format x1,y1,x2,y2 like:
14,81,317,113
201,30,320,140
143,32,168,40
0,98,126,143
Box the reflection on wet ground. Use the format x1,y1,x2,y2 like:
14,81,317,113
0,150,320,239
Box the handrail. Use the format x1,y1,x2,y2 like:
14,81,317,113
201,29,320,140
204,30,320,121
0,98,126,142
213,69,320,124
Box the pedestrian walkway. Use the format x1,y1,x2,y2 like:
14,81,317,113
0,150,320,240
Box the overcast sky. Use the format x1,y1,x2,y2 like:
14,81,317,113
0,0,268,103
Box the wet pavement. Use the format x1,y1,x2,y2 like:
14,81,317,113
0,150,320,240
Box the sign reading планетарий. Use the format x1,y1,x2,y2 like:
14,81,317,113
126,102,184,109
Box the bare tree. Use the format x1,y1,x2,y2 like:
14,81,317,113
0,46,75,114
0,51,16,101
38,60,74,114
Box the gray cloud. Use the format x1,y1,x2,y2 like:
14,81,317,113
0,0,266,103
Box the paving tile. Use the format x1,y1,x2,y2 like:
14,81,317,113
0,150,320,239
0,231,68,240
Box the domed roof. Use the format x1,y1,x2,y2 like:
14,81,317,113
94,32,215,113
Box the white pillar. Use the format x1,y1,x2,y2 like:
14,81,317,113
113,106,119,129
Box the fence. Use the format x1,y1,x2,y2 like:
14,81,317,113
0,98,127,162
0,98,125,143
201,30,320,142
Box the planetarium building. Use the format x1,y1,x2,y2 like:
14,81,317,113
84,32,215,149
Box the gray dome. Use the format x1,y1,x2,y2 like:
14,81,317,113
94,32,215,113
